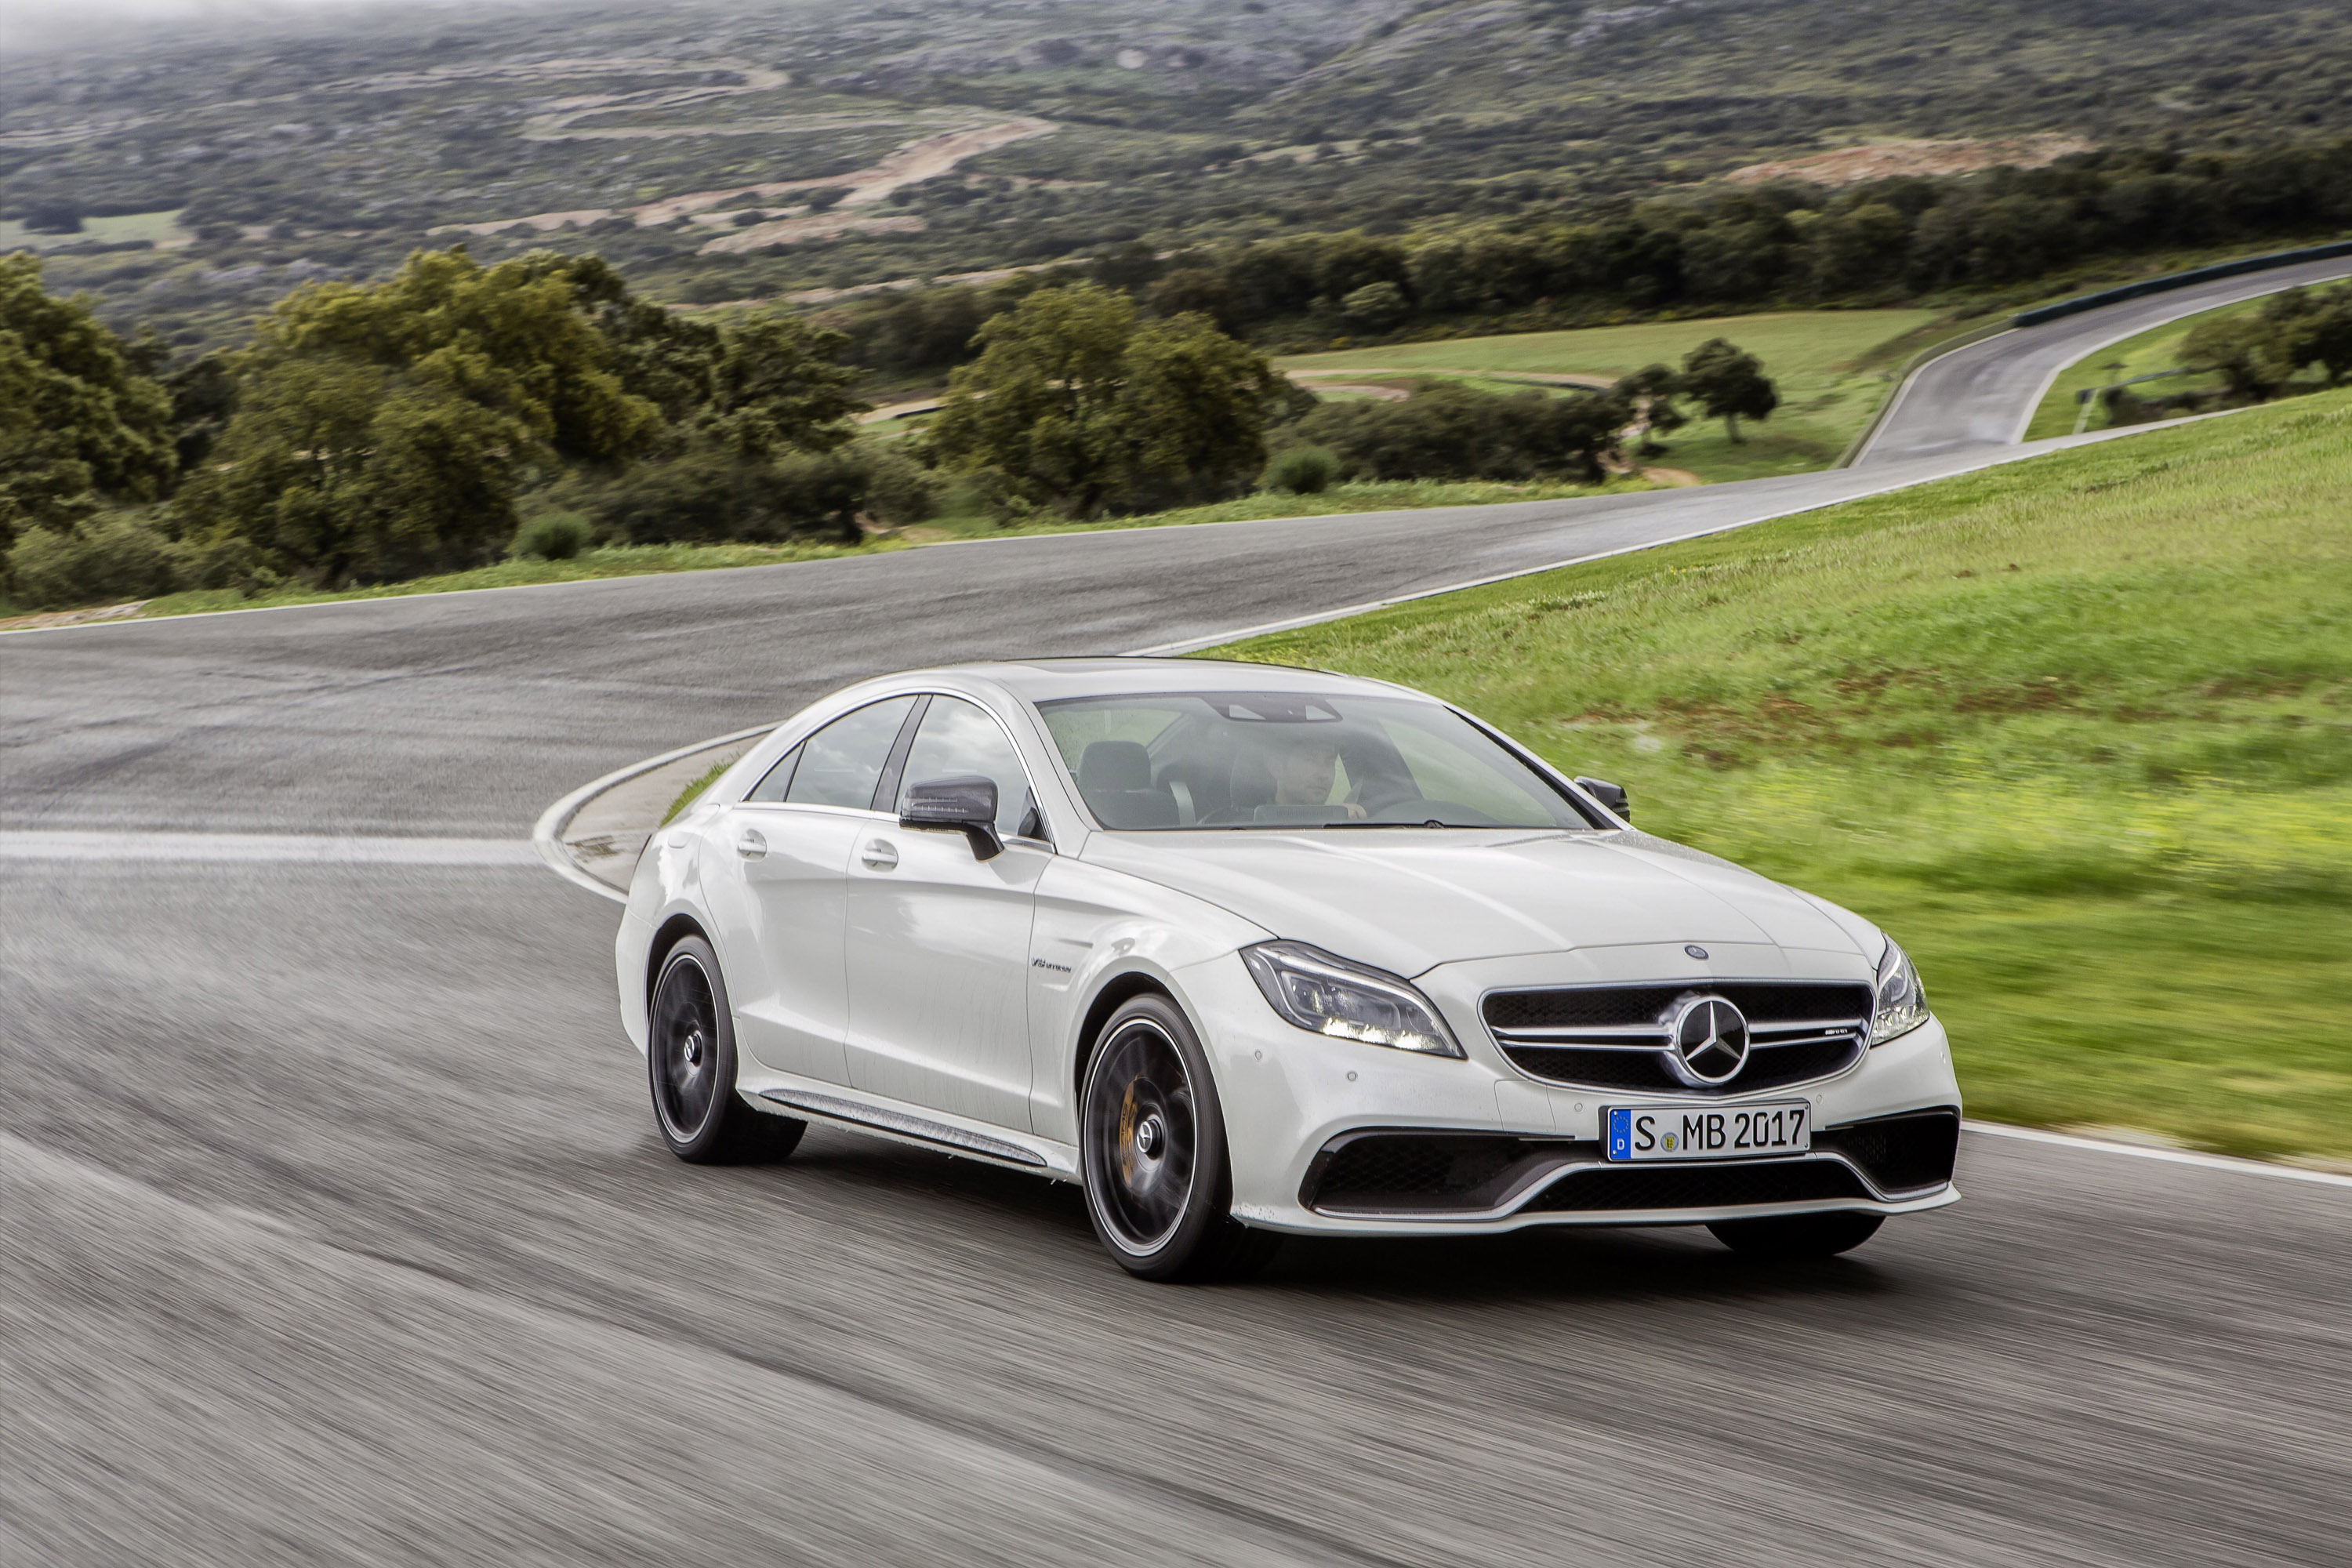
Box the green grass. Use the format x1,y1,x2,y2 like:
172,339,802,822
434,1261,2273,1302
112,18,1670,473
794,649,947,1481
2022,293,2336,439
119,539,894,622
1211,390,2352,1163
663,761,731,826
1279,309,1941,484
902,475,1658,542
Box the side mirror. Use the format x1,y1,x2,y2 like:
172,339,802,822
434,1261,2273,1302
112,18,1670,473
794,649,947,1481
899,775,1004,860
1574,776,1630,822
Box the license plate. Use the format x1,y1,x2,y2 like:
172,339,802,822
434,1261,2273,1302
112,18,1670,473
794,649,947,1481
1606,1102,1810,1161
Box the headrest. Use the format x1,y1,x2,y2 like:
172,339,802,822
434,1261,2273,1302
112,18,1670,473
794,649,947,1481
1077,739,1151,793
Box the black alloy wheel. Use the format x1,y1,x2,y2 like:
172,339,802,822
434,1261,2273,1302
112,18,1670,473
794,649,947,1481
1708,1210,1882,1259
648,935,804,1164
1080,994,1277,1283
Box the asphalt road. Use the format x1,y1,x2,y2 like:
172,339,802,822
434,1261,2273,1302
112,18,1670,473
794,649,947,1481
6,279,2350,1566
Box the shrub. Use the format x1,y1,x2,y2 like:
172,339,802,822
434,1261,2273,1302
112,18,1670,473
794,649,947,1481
579,447,874,546
858,443,941,524
5,513,184,609
1340,281,1410,332
1294,383,1633,484
1263,445,1339,495
512,511,590,560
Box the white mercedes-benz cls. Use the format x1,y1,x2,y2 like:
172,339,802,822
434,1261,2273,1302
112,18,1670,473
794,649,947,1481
616,659,1959,1280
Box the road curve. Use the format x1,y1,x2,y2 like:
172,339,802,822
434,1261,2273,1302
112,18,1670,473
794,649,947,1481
5,285,2350,1566
1860,252,2352,463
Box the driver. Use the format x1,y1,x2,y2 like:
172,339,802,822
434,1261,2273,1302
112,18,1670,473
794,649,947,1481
1261,728,1367,818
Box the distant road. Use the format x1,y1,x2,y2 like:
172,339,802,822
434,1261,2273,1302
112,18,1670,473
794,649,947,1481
1859,252,2352,463
5,272,2350,1566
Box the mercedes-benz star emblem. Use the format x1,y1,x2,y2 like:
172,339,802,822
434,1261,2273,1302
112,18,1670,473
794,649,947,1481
1665,995,1750,1087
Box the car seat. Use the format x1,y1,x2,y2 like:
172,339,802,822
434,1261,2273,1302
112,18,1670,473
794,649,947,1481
1076,741,1178,829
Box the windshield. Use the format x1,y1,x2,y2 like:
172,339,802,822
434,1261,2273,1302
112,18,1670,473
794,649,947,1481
1036,691,1596,831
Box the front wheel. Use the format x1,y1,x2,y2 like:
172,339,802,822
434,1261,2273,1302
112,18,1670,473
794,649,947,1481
1080,994,1276,1283
648,935,804,1164
1708,1210,1882,1259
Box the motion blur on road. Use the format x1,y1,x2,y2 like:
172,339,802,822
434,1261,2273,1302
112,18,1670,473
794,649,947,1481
5,278,2350,1566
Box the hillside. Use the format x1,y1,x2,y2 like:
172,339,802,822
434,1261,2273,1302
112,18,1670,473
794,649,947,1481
1218,392,2352,1160
6,0,2350,347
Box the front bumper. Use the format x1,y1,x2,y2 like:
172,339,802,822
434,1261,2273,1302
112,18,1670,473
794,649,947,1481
1180,950,1962,1236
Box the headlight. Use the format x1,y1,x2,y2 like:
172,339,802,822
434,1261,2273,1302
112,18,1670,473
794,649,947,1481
1240,941,1464,1058
1870,938,1929,1044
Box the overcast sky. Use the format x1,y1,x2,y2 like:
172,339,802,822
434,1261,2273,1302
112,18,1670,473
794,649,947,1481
1,0,517,53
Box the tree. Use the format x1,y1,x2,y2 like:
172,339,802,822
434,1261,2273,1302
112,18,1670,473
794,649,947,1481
1680,338,1778,443
692,314,866,459
1806,202,1911,297
2181,316,2286,403
255,246,666,465
1148,267,1240,333
2267,285,2352,384
1121,313,1292,507
176,357,526,585
1340,281,1410,332
929,284,1287,518
0,254,176,553
1612,362,1687,455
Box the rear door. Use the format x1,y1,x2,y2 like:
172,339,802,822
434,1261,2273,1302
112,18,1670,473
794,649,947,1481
711,695,920,1086
843,694,1047,1131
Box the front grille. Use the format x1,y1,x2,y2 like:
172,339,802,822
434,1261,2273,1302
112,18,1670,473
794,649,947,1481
1485,980,1871,1097
1486,982,1870,1031
1814,1109,1960,1194
1526,1158,1871,1212
1498,1035,1862,1095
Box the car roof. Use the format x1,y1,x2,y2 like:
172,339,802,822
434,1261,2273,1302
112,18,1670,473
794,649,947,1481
938,657,1428,704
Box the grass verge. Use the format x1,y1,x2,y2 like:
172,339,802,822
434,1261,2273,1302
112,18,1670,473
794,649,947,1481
1210,390,2352,1162
663,760,731,826
901,474,1657,542
13,539,900,626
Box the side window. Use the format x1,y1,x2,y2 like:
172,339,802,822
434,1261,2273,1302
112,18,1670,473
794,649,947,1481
782,696,919,811
743,744,802,804
897,695,1040,840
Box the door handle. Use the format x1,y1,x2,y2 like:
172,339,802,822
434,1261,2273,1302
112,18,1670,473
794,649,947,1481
735,828,768,859
860,837,898,871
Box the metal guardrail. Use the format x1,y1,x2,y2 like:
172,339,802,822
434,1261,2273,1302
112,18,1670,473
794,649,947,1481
2012,238,2352,328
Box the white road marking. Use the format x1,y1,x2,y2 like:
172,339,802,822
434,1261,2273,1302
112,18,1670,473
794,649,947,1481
1964,1120,2352,1189
0,831,539,865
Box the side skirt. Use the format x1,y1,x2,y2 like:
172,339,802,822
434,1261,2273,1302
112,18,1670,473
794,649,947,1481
756,1087,1056,1172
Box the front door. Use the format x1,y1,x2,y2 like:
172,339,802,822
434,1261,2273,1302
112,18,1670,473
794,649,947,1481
844,695,1046,1131
712,695,919,1086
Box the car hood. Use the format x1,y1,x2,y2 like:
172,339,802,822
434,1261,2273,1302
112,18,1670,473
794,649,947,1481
1080,829,1869,976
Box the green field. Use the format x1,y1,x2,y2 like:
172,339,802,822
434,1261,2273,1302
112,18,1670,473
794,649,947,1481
1279,310,1941,484
1214,390,2352,1163
0,209,188,252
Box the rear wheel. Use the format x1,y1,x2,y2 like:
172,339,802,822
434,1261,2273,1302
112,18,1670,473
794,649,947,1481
1080,995,1277,1283
1708,1210,1882,1259
649,935,804,1164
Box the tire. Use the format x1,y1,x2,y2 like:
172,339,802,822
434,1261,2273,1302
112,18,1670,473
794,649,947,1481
1708,1210,1882,1259
1080,994,1278,1283
648,935,805,1164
